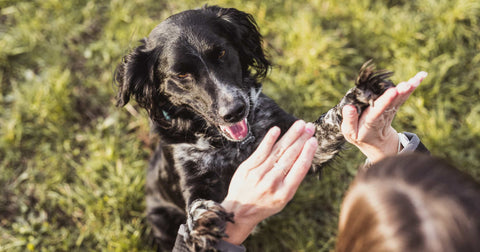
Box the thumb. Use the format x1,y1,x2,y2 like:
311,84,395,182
341,105,359,142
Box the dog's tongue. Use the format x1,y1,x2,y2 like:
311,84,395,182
220,118,249,141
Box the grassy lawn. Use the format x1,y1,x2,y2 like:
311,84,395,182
1,0,479,251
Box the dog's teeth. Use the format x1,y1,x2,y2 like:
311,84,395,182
219,118,249,141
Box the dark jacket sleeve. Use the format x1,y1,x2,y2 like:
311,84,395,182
172,224,246,252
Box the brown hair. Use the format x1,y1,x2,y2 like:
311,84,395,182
336,153,480,252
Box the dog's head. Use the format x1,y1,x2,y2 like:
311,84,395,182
115,5,270,141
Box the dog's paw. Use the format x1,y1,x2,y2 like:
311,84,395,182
343,60,395,112
183,199,234,252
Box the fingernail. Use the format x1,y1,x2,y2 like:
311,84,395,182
417,71,428,79
307,137,318,148
269,126,281,137
412,71,428,87
305,122,315,135
295,120,306,132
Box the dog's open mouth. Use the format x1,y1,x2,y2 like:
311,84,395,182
219,118,249,141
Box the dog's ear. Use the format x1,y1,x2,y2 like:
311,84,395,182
205,6,271,80
114,39,161,109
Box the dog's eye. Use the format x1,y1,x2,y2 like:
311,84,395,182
218,50,226,59
177,73,190,79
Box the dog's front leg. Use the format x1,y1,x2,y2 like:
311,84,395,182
311,61,395,172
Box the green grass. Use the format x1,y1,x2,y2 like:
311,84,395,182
1,0,479,251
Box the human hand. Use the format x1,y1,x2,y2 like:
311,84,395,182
221,120,318,245
341,71,428,163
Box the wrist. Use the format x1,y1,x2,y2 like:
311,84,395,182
221,201,259,245
222,218,256,245
362,130,399,163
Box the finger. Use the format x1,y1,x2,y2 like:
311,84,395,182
341,105,359,142
397,71,427,95
241,126,281,169
365,88,398,122
392,71,427,107
268,120,307,163
282,137,318,198
271,123,316,177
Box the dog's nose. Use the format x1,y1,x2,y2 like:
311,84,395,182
220,102,247,123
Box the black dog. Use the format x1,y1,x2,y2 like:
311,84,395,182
115,5,394,251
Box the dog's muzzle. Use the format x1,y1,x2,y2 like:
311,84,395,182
219,118,249,141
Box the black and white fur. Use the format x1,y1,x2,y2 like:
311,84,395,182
115,5,394,251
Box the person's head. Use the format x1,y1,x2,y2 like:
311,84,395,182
336,153,480,252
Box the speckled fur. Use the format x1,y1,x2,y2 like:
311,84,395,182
115,5,394,251
183,200,234,252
